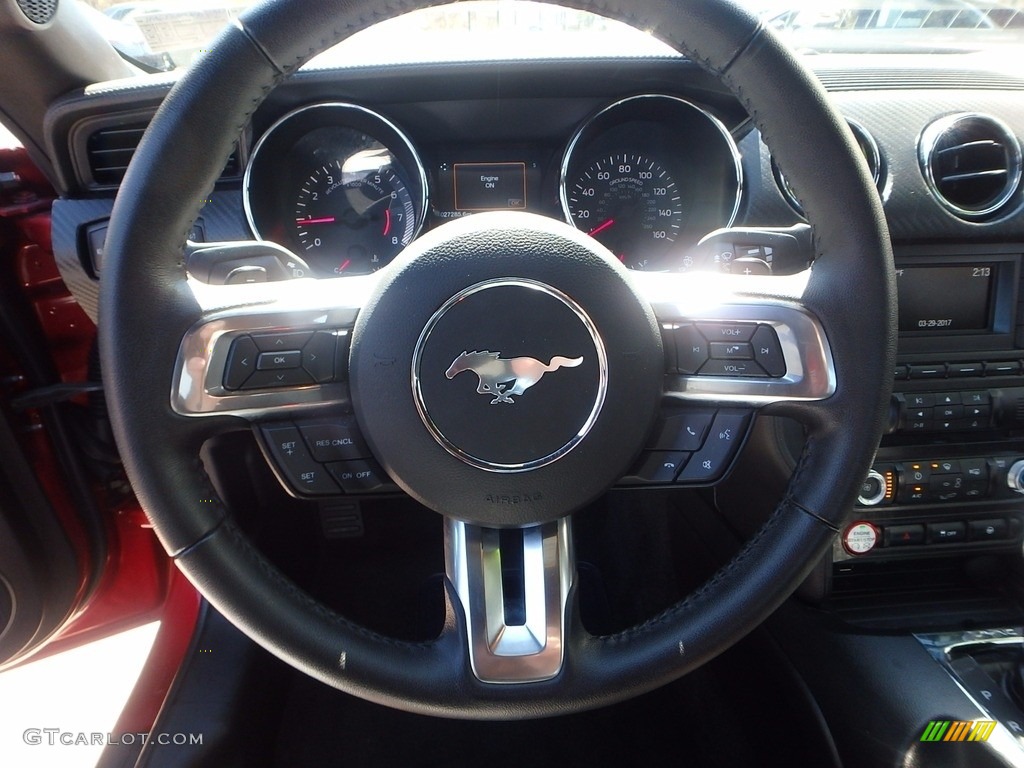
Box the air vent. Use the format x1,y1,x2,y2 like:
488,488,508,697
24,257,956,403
16,0,58,25
772,119,883,215
919,113,1022,221
84,121,242,188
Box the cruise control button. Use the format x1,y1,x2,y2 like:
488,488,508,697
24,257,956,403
302,331,337,383
649,410,715,452
677,410,750,483
261,425,340,496
326,459,396,493
751,325,786,377
699,359,767,377
242,368,314,389
675,325,709,374
298,419,371,462
223,335,258,390
621,451,690,485
253,331,313,352
696,323,756,342
257,350,301,370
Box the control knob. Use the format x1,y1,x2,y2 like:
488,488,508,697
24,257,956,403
857,469,888,507
1006,460,1024,494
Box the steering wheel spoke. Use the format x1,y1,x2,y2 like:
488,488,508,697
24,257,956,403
635,269,836,409
172,274,373,418
445,517,573,684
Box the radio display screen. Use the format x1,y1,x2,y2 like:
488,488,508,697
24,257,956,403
897,264,995,333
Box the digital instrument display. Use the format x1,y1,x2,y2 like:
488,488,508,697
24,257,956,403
897,264,995,333
453,162,528,211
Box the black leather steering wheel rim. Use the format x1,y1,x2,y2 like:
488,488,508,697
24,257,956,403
100,0,896,718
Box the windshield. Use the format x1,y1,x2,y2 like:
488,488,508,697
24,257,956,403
78,0,1024,71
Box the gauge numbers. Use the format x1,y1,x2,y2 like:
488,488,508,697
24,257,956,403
567,153,684,270
294,156,415,275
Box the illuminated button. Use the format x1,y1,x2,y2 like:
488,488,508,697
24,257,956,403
885,524,924,547
843,522,880,555
929,460,960,474
902,462,930,483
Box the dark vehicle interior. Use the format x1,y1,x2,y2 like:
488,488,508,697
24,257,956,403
2,0,1024,765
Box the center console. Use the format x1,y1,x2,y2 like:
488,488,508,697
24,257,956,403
836,244,1024,564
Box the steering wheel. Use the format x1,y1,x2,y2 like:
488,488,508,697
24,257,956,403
100,0,895,718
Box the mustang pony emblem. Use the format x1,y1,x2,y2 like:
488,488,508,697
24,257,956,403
445,350,583,404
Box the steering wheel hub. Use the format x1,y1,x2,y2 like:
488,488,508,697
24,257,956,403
350,212,663,527
413,277,608,471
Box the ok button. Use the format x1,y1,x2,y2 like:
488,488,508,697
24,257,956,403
257,350,302,370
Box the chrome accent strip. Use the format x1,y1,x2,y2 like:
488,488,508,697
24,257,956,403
917,112,1023,220
445,517,573,684
243,102,429,248
558,94,744,236
171,275,373,417
412,278,609,473
634,270,836,404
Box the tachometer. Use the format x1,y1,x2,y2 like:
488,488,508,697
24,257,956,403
294,156,415,274
566,152,684,270
244,102,428,277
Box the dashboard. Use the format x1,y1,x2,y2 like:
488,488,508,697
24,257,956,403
43,53,1024,580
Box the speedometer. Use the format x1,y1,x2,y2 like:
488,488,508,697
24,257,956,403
566,153,684,270
560,95,742,272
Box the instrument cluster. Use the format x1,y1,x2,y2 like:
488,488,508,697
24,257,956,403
243,95,744,278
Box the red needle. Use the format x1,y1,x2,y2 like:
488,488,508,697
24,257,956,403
588,219,614,237
298,216,335,225
382,209,392,237
338,259,351,272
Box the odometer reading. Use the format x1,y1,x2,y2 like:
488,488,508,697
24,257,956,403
566,153,684,270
